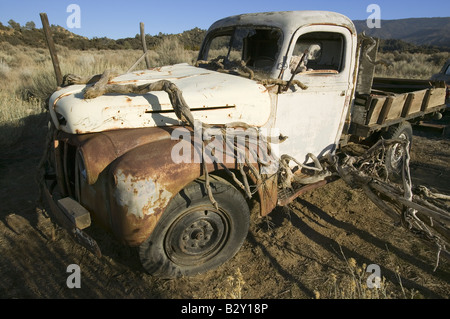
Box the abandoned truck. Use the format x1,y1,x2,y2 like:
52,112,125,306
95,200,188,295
41,11,448,278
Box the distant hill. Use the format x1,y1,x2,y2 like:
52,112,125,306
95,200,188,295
0,17,449,52
353,17,450,49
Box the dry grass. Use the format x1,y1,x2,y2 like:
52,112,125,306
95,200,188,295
376,51,450,79
314,252,421,299
0,38,447,146
215,267,246,299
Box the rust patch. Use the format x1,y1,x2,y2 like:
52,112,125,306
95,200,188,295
66,127,172,185
114,168,173,219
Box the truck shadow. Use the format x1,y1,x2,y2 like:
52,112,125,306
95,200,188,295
256,201,449,299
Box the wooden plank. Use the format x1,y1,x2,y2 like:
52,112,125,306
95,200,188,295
377,97,394,125
413,121,446,136
351,104,367,125
57,197,92,230
350,103,447,138
372,77,439,95
424,88,447,111
402,93,414,117
410,89,427,115
366,97,387,125
373,77,434,87
421,90,432,112
386,94,408,120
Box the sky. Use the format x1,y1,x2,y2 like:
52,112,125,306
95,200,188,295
0,0,449,39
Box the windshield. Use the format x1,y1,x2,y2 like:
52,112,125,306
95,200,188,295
198,27,283,79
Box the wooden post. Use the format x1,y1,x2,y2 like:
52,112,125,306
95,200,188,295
40,13,63,86
140,22,151,69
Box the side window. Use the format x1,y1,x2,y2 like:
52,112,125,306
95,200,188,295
291,32,345,75
207,34,232,61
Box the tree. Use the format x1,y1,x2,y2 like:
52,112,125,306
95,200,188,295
24,21,36,30
8,19,21,31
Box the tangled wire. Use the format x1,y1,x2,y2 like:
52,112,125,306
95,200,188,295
335,139,450,270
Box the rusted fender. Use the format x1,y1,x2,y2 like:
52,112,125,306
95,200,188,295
67,126,278,247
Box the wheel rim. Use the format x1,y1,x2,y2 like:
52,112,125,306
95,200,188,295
164,206,230,266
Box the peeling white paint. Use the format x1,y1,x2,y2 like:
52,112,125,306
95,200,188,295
114,169,173,218
49,64,272,134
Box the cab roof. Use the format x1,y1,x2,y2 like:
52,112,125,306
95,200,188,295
207,11,356,35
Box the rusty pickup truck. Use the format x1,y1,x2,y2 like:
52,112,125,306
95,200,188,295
41,11,448,277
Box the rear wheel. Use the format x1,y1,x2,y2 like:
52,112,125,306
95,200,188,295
139,176,250,278
383,121,413,182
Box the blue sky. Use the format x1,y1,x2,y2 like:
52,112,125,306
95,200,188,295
0,0,449,39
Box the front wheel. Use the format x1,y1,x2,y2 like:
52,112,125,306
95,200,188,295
139,176,250,278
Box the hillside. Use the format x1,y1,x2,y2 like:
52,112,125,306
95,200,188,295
354,17,450,50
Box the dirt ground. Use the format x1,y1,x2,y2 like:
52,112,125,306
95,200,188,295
0,112,449,300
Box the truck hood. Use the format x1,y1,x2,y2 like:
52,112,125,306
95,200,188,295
49,63,272,134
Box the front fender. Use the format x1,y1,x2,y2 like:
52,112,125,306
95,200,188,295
75,126,278,247
108,136,204,246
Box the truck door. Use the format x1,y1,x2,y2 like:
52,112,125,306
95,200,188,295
274,25,356,164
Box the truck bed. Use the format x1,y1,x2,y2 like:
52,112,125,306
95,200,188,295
350,78,448,137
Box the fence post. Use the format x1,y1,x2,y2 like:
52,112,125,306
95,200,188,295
40,13,63,86
140,22,151,69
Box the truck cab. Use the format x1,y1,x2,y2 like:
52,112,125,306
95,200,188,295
197,11,358,162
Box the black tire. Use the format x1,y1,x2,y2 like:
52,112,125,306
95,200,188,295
382,121,413,182
139,176,250,278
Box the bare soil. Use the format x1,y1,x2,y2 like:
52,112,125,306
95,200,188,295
0,112,449,300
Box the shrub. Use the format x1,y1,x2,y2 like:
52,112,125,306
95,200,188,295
153,37,197,66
